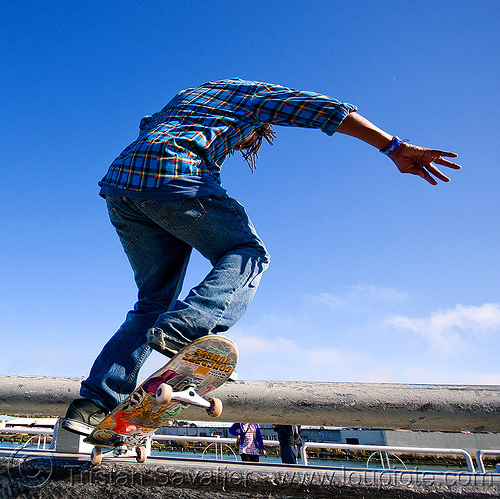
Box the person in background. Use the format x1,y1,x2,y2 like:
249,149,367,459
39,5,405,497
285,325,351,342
274,425,302,464
229,422,266,462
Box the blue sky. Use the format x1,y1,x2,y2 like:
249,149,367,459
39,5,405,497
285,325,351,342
2,1,499,386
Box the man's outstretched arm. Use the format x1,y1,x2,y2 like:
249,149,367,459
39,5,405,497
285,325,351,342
336,111,462,185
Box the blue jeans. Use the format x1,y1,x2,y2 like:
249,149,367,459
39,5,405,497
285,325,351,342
81,193,270,410
280,445,299,464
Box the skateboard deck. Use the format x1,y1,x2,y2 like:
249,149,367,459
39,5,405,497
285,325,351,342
84,335,238,464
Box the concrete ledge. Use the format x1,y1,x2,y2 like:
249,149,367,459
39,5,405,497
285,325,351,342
1,376,499,432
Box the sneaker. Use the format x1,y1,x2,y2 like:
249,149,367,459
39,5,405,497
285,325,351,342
61,398,109,436
147,327,239,381
147,327,186,358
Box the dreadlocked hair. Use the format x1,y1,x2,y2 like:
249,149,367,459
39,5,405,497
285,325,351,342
240,124,277,172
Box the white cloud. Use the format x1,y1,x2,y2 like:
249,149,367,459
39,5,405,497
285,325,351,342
305,347,356,366
235,333,299,356
307,285,408,311
384,303,500,355
229,327,360,382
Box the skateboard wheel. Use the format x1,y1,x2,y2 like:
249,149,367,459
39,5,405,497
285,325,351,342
156,383,173,404
207,397,223,417
91,447,102,466
136,446,147,463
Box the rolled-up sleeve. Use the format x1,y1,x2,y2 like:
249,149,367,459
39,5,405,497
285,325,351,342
250,83,357,135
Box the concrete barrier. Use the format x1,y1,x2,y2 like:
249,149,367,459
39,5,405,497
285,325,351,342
0,376,499,432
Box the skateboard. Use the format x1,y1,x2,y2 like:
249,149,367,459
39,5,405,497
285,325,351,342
84,335,238,465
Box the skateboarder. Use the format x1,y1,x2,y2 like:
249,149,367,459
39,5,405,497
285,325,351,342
63,78,461,436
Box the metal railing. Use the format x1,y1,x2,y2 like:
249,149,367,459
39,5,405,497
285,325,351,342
475,450,500,474
0,426,53,450
300,441,477,473
2,428,499,474
366,450,407,470
152,435,491,474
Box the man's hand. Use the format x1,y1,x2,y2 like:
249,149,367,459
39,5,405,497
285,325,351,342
335,112,462,185
389,143,462,185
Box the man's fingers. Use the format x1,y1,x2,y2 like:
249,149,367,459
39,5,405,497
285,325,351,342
426,164,451,183
430,149,458,158
421,169,438,185
431,152,462,170
433,157,462,170
423,173,438,185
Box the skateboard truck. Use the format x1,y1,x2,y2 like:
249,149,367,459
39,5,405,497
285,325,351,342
170,387,211,408
155,383,223,417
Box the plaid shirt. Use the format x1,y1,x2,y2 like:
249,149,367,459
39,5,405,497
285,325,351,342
99,78,356,192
